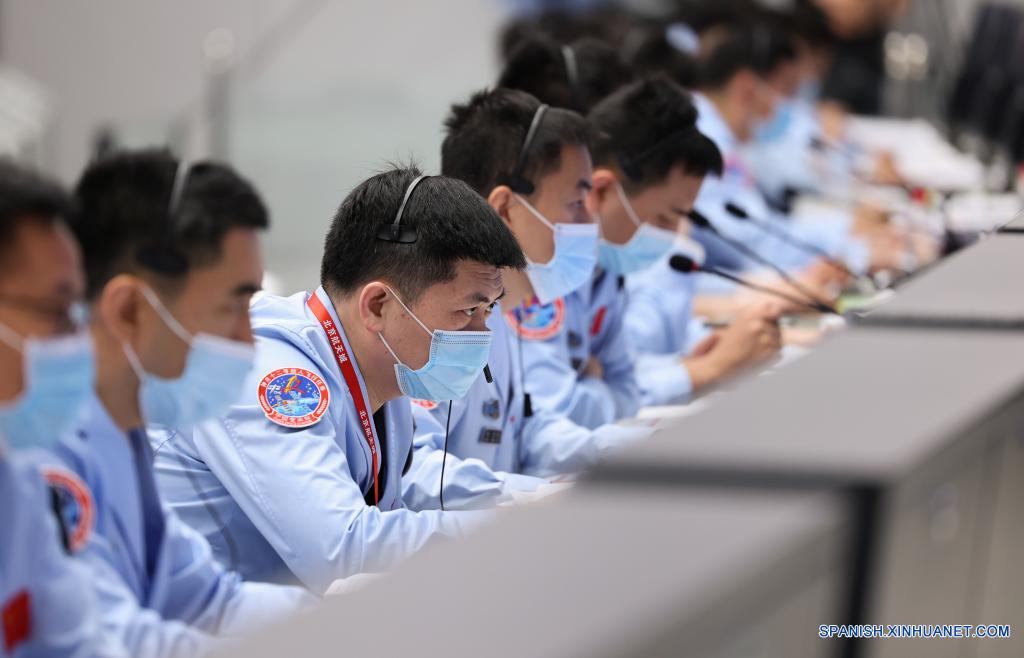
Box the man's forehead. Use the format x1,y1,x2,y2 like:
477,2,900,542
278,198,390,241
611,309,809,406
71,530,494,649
431,261,504,303
0,221,82,298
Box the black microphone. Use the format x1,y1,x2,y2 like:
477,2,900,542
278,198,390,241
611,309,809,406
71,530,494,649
483,364,493,384
724,201,864,282
669,254,838,315
686,209,838,314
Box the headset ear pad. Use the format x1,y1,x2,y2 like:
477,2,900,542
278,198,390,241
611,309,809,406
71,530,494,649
495,173,536,196
375,224,418,244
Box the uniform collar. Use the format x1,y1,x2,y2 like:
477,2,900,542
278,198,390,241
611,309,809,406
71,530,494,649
74,393,136,470
694,92,738,156
307,286,374,411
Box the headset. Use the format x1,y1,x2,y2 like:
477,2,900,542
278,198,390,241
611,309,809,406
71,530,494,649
376,174,430,244
136,159,191,274
617,127,699,182
497,104,549,195
561,45,583,111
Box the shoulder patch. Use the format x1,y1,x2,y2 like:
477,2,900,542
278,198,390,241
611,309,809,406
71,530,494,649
42,466,95,552
410,398,439,411
258,367,330,429
505,298,566,341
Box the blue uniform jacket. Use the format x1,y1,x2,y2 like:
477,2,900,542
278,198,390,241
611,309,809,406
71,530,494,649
403,308,653,510
29,395,311,658
516,270,640,429
0,452,124,658
151,287,488,594
691,93,869,278
624,245,713,406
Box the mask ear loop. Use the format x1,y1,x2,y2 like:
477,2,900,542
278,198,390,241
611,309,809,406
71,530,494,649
613,182,645,228
0,321,23,352
383,286,433,338
137,284,194,346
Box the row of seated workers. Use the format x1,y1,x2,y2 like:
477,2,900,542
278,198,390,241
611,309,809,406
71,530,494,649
0,1,942,656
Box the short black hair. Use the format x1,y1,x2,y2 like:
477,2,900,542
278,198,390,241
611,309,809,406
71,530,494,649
628,24,700,89
497,36,635,114
498,7,641,61
321,166,526,303
0,159,73,266
72,148,269,299
588,76,724,191
697,22,798,90
781,1,837,50
441,88,592,197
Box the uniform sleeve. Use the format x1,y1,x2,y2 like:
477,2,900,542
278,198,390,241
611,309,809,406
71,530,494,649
11,459,127,658
153,511,315,636
402,400,546,511
77,553,221,658
517,409,655,479
623,273,678,355
634,351,693,407
186,341,490,593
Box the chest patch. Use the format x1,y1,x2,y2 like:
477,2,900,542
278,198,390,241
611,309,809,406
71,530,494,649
478,428,503,444
410,399,439,411
258,368,330,428
506,298,566,341
42,466,95,553
481,398,501,420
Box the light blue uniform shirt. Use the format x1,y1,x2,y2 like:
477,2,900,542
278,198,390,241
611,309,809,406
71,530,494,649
29,396,311,658
624,246,713,406
742,99,859,205
0,451,123,658
403,308,652,510
691,94,869,279
517,270,640,429
152,288,488,593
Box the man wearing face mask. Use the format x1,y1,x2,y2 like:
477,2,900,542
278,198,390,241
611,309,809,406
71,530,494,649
583,77,783,406
0,161,127,657
153,166,525,593
689,21,908,282
31,150,313,657
402,89,655,511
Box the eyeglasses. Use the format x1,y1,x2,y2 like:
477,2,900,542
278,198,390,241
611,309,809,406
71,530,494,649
0,295,89,333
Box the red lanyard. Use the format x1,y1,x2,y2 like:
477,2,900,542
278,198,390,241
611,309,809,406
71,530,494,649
307,293,379,505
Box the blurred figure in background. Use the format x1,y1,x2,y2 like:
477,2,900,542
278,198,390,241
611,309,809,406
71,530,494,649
0,160,125,657
32,149,313,657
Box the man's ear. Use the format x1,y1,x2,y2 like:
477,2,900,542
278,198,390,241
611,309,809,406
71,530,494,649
589,168,619,208
358,282,390,333
487,185,515,227
97,274,145,344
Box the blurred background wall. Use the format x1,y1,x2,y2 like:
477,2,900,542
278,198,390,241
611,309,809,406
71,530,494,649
0,0,1017,292
0,0,508,292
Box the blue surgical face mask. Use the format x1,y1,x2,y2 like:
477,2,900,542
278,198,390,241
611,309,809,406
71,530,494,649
754,97,796,144
378,287,493,402
0,323,95,452
513,194,597,304
123,285,255,428
797,79,821,103
597,182,678,275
